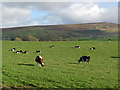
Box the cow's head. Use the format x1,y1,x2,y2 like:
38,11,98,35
87,56,90,61
77,60,81,63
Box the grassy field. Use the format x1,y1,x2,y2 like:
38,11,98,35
2,41,118,88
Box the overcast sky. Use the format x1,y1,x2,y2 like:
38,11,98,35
2,2,118,28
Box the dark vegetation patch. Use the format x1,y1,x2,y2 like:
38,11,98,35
2,22,118,41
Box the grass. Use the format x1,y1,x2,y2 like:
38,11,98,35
2,41,118,88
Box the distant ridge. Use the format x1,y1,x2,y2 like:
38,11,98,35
2,22,118,29
2,22,118,41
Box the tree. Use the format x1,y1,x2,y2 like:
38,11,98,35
22,36,39,41
14,37,22,41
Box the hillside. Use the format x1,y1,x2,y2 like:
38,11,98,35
2,22,118,41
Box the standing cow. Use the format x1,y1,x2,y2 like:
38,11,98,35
78,56,90,64
35,55,44,67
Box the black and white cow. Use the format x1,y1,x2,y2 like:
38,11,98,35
16,50,22,53
36,50,41,53
78,56,90,64
24,51,28,54
75,46,80,48
16,51,20,53
90,47,95,50
50,45,54,48
35,55,44,67
11,48,16,51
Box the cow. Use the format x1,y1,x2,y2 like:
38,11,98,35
35,55,44,67
11,48,16,51
50,45,54,48
23,51,28,54
16,51,21,53
16,50,22,53
90,47,95,50
36,50,41,53
75,46,80,48
19,50,23,52
78,56,90,64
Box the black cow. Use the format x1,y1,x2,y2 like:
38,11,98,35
78,56,90,64
75,46,80,48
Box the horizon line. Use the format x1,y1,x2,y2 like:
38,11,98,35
1,22,118,29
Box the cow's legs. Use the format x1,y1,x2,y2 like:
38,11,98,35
82,58,84,64
40,63,44,67
78,60,80,63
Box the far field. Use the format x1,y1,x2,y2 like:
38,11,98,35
2,41,118,88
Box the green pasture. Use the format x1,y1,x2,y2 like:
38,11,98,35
2,41,118,88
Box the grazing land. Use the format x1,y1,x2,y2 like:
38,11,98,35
2,41,118,88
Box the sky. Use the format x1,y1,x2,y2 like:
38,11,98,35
1,2,118,28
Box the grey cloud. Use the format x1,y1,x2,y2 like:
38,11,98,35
2,2,118,28
2,2,71,10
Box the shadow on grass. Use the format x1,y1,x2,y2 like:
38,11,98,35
18,63,34,66
111,56,120,58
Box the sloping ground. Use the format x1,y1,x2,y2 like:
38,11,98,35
2,22,118,41
30,22,118,33
2,22,118,32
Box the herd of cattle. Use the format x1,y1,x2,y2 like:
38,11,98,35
11,48,41,54
10,45,95,67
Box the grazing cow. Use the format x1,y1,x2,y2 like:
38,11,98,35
75,46,80,48
16,50,22,53
78,56,90,64
90,47,95,50
19,50,23,52
50,45,54,48
24,51,28,54
36,50,41,53
11,48,16,51
16,51,20,53
35,55,44,67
